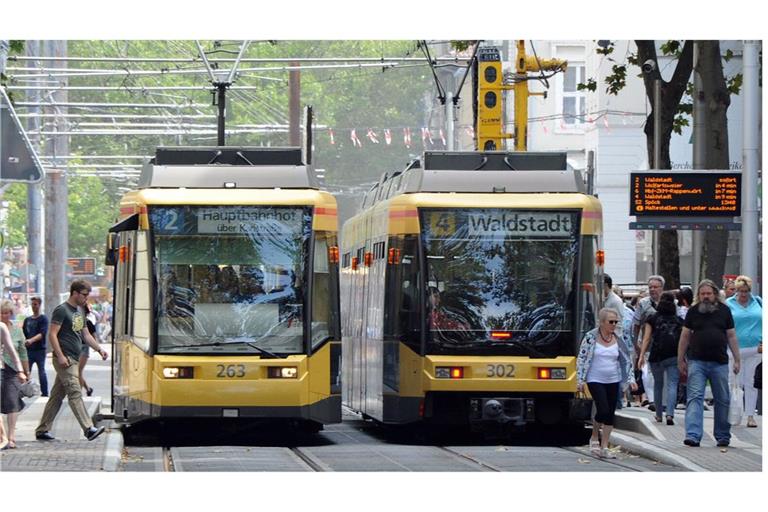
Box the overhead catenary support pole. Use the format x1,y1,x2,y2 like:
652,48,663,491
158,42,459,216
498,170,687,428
652,78,662,275
26,40,44,295
741,40,760,293
43,40,69,318
692,42,705,286
289,62,301,146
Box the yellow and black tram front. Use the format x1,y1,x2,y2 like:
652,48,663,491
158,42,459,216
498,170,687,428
107,148,341,430
341,151,603,437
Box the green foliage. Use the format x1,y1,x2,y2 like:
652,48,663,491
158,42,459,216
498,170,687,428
9,41,24,53
596,44,614,56
450,41,476,52
673,114,690,135
660,40,682,57
577,78,597,92
67,176,115,258
723,49,734,62
726,73,743,95
2,184,28,247
605,65,626,95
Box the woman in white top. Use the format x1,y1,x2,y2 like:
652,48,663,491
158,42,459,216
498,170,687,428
577,308,637,458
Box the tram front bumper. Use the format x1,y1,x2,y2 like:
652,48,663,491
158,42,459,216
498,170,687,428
469,397,536,427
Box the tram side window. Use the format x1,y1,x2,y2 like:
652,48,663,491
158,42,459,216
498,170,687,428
579,235,598,339
312,232,340,348
383,235,420,348
114,231,136,340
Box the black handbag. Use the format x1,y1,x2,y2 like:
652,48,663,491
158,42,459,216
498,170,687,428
569,392,594,421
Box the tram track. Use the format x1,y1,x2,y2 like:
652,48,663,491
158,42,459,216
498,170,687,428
290,447,327,472
162,447,176,472
438,446,502,472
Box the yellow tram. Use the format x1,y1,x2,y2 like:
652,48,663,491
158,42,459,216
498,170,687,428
340,151,603,437
106,147,341,431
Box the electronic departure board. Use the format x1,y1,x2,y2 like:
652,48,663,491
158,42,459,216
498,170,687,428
68,257,96,276
630,172,741,217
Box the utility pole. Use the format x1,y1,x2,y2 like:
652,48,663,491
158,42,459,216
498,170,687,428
741,40,760,293
26,40,43,295
691,41,706,286
289,62,300,146
43,40,68,317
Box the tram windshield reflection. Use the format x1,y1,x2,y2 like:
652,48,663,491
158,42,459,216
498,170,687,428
420,209,579,354
149,206,310,354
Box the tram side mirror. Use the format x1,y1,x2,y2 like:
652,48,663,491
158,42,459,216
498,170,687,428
105,233,119,266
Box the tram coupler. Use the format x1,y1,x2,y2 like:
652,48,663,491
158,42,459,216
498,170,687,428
469,397,535,428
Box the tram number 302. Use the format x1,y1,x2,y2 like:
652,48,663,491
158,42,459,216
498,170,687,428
217,364,246,378
486,364,515,378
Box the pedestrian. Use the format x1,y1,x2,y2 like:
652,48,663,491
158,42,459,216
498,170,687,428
678,279,740,447
22,296,49,396
1,300,30,450
1,321,27,450
577,307,637,459
631,275,665,406
77,302,98,397
725,275,762,427
637,291,682,425
723,279,737,300
603,274,624,338
34,280,108,442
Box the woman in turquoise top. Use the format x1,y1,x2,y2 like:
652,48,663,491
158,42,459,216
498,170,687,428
726,275,762,428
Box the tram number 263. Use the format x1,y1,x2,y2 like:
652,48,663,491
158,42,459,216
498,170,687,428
486,364,515,378
217,364,246,378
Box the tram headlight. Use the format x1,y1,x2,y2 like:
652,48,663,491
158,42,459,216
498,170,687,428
268,366,298,379
436,367,464,379
162,367,193,379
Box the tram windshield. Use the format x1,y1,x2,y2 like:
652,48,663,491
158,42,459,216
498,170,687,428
420,209,579,355
149,206,311,354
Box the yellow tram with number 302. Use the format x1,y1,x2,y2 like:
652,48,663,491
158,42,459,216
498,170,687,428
106,147,341,432
340,151,603,438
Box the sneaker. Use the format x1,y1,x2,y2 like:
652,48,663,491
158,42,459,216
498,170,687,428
601,448,617,459
666,417,675,426
589,440,601,456
35,431,55,441
684,438,700,447
654,415,663,423
716,439,730,447
84,426,105,441
747,417,758,428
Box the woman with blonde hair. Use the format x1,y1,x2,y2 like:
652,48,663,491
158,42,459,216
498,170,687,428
1,299,29,449
577,307,637,458
726,275,762,427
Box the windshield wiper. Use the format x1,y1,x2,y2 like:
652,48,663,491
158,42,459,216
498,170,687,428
177,339,283,359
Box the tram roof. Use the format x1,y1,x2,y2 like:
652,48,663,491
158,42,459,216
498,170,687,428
138,146,319,189
361,151,586,209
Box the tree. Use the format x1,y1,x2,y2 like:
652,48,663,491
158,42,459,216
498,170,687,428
581,40,739,289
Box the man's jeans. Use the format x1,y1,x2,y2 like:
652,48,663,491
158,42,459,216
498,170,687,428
685,359,731,443
26,349,49,396
650,356,679,420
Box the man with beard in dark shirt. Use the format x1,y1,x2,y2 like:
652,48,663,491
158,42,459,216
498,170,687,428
677,279,740,448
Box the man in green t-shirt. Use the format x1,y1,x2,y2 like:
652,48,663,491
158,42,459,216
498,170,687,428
35,280,109,442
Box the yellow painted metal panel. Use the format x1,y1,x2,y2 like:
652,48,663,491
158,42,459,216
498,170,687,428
422,355,577,393
398,343,425,397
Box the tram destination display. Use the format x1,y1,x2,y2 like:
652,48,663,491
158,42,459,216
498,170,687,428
630,172,741,217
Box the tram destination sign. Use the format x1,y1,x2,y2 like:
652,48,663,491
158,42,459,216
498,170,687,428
630,171,741,217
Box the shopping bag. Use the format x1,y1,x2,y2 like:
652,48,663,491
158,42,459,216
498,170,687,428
19,379,41,398
728,381,744,426
642,362,655,402
569,392,594,421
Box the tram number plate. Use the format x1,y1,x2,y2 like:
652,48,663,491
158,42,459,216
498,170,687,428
216,364,246,378
486,364,515,378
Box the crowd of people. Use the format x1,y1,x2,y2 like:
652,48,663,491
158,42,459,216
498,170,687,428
0,282,112,450
578,273,762,456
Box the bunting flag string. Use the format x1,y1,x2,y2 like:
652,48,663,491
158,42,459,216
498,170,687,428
384,129,392,145
403,127,412,148
366,128,379,144
350,129,362,148
328,128,335,145
439,129,446,146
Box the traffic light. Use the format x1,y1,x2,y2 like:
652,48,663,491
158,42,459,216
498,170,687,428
476,47,504,151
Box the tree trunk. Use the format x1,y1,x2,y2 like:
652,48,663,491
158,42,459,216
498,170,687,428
635,40,694,289
697,41,731,284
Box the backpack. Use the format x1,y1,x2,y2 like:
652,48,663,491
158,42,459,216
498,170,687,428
649,313,683,362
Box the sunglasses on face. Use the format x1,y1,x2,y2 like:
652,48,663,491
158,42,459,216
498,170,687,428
607,320,619,325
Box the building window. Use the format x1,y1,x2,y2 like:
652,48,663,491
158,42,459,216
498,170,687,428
562,63,586,126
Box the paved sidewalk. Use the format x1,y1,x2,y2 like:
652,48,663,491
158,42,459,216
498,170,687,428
0,395,117,472
612,403,762,471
